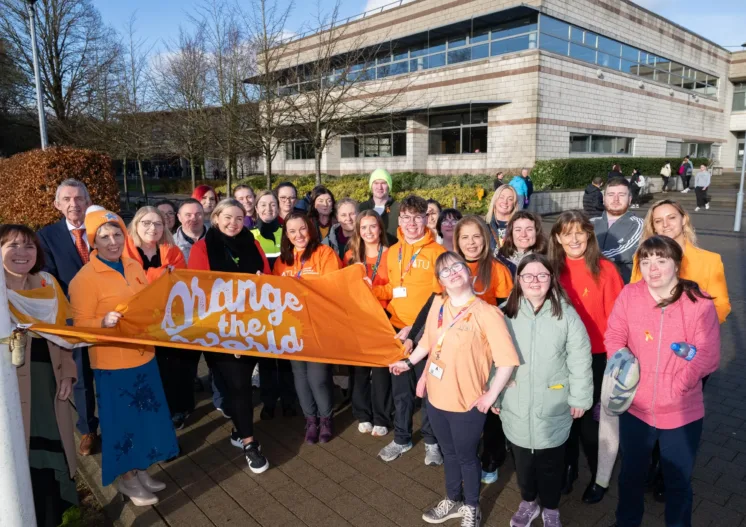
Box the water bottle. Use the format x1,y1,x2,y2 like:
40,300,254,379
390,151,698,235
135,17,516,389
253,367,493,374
671,342,696,361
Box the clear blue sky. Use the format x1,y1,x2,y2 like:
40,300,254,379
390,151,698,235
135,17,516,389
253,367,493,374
92,0,746,53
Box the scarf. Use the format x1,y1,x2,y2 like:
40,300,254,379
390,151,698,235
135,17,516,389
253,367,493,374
205,226,265,274
257,218,281,241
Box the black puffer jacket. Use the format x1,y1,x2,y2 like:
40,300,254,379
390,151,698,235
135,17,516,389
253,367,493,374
583,184,604,218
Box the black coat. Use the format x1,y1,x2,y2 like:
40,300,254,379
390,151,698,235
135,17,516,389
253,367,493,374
583,184,605,218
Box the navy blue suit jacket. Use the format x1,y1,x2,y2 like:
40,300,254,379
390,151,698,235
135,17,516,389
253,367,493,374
37,219,85,296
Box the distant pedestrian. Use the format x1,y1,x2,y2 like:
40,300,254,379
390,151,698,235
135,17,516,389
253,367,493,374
608,164,623,181
629,169,644,209
582,177,605,218
509,169,530,210
679,156,693,193
694,164,711,212
659,162,672,193
493,171,506,190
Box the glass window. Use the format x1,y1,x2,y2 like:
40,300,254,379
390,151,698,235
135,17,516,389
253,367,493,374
472,43,489,60
570,43,596,63
429,128,461,155
286,141,315,160
448,37,467,49
656,57,671,72
539,33,569,56
393,49,409,62
428,111,488,155
341,123,407,159
341,137,358,158
491,35,531,56
409,43,428,58
430,113,461,128
669,62,685,76
464,127,488,153
597,52,620,70
613,137,633,154
621,45,639,62
540,16,570,39
669,75,684,88
424,53,446,69
471,30,489,44
621,60,638,75
570,27,584,43
734,84,746,112
597,36,620,56
570,134,633,155
584,31,598,48
570,134,590,153
448,47,471,65
428,40,446,54
654,70,669,84
393,132,407,156
377,54,392,65
492,17,538,40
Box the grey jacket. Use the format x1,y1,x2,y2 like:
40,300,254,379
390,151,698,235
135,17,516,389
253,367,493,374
322,224,348,261
591,211,643,284
492,298,593,451
173,226,206,263
694,170,712,188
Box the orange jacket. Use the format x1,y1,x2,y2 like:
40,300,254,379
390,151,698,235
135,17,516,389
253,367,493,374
468,260,514,306
385,227,446,329
344,247,391,308
123,237,186,284
69,254,155,370
272,244,342,278
630,242,730,323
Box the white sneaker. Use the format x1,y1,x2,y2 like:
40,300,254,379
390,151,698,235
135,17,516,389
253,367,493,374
425,443,444,466
371,426,389,437
706,203,710,210
378,440,412,462
358,422,373,434
695,207,700,211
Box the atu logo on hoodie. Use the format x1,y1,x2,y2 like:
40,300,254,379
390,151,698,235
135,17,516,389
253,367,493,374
411,259,431,270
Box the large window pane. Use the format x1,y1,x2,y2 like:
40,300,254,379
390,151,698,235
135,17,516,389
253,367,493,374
492,17,538,40
472,43,489,60
539,16,570,39
570,43,596,64
540,33,569,56
448,47,471,65
597,52,621,70
570,134,590,153
492,35,531,56
733,84,746,111
612,137,633,154
430,113,461,128
424,53,446,69
621,60,638,75
448,36,467,49
591,136,613,154
464,127,488,153
429,128,461,154
622,45,640,62
471,30,489,44
341,137,358,158
393,133,407,156
570,27,584,43
597,36,620,56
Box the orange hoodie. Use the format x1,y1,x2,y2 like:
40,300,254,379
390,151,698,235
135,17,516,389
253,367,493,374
69,254,155,370
468,260,514,306
344,247,391,308
272,244,342,278
385,227,446,329
123,237,186,283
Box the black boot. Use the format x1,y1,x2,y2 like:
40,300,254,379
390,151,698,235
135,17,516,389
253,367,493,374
561,465,578,495
582,482,607,504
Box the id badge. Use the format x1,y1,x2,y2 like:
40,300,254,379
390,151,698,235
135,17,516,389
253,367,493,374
428,360,444,380
393,286,408,299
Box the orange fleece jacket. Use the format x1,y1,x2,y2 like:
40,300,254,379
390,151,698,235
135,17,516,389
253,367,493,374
272,244,342,278
385,228,446,329
69,254,155,370
467,260,514,306
123,237,186,283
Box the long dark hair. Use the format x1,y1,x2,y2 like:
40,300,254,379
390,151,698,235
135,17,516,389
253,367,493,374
549,210,604,279
453,215,493,294
279,212,321,265
308,185,336,225
503,253,570,319
499,210,547,258
347,210,388,265
635,235,711,309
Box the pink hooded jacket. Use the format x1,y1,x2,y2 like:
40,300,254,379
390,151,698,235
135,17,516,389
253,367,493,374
605,280,720,429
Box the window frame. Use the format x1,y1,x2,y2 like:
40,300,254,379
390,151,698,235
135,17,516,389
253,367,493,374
428,111,489,155
340,120,407,159
285,140,316,160
569,133,635,155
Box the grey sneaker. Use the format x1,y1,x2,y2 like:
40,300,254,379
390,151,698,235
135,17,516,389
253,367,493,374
541,509,561,527
378,440,412,462
459,504,481,527
510,501,540,527
422,499,464,524
425,443,444,466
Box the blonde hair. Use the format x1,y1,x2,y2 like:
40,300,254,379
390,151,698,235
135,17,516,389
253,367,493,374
255,190,278,206
641,199,697,247
485,185,518,224
129,206,174,247
210,198,246,226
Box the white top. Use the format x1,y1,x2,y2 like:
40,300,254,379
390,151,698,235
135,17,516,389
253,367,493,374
374,205,385,215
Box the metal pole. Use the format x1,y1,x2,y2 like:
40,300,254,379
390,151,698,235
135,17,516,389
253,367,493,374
27,1,49,149
0,271,38,526
734,149,746,232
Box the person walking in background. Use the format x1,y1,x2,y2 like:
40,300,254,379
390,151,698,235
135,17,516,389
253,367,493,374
583,177,605,218
608,164,623,181
498,254,593,527
187,199,272,473
389,251,518,527
192,185,218,226
275,182,299,224
3,225,80,526
548,211,624,500
359,169,401,245
486,185,519,253
606,236,720,527
346,210,393,437
273,212,342,444
36,179,100,457
324,198,358,260
694,164,711,212
660,162,672,193
437,208,463,252
69,209,178,506
629,169,644,209
155,199,180,234
509,169,529,211
234,184,257,228
591,177,644,284
493,171,506,190
679,156,694,193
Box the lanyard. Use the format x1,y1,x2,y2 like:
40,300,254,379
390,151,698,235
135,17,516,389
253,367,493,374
367,246,383,282
398,245,423,287
433,297,477,360
294,254,307,278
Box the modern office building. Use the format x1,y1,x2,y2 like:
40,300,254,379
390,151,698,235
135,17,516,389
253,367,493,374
259,0,746,175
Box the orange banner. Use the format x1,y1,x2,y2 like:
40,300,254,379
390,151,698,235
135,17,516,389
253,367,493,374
32,266,404,367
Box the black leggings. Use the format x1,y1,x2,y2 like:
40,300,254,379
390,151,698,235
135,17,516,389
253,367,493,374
206,353,258,439
513,442,566,510
156,346,199,416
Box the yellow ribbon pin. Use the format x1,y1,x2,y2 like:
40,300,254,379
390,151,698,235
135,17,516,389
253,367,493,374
645,330,653,342
582,288,589,297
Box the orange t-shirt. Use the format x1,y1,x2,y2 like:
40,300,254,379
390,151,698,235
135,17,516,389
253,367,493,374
344,248,391,308
468,260,514,306
272,244,342,278
419,295,520,413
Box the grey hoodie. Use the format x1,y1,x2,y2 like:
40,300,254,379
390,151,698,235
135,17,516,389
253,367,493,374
591,211,643,284
694,170,712,188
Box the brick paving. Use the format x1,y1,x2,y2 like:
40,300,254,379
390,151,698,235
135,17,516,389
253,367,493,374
75,205,746,527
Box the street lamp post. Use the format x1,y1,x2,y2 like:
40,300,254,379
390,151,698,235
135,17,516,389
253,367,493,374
734,146,746,232
26,0,49,149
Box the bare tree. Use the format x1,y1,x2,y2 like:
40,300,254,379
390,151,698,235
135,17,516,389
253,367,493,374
151,25,211,193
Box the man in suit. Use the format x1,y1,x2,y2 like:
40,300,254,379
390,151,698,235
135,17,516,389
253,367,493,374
37,179,100,455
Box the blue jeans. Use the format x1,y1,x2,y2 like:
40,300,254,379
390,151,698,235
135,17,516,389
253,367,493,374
427,405,487,507
617,413,703,527
72,347,98,435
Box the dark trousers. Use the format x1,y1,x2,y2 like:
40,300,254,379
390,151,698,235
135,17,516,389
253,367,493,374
258,358,295,410
661,176,670,191
617,413,702,527
512,442,566,510
565,353,606,477
481,411,507,469
72,347,98,435
392,358,436,445
291,361,334,419
427,405,487,507
695,187,709,208
631,186,641,205
350,366,393,427
682,174,691,189
156,346,198,416
207,353,258,439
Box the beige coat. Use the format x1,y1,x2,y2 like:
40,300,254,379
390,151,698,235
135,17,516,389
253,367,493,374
15,337,78,477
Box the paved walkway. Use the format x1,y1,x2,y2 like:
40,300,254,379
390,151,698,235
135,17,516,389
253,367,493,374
75,206,746,527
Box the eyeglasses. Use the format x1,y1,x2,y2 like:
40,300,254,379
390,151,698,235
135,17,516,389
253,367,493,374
278,196,296,202
441,219,459,226
438,262,466,279
141,220,164,229
519,273,551,283
399,215,426,225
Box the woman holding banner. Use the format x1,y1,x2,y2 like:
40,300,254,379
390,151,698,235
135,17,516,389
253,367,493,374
273,212,342,444
69,209,178,507
345,210,393,437
188,198,272,474
389,252,518,527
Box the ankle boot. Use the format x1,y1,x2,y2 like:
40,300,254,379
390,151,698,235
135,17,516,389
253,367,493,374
117,475,159,506
304,417,319,444
561,465,578,495
136,470,166,493
319,417,333,443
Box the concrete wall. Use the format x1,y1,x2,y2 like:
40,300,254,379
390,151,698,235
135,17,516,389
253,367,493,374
730,51,746,81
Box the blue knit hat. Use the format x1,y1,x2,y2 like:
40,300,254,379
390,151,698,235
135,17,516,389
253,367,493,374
369,168,392,190
601,348,640,416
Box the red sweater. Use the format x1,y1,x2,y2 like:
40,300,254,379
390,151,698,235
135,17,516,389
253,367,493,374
559,257,623,354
